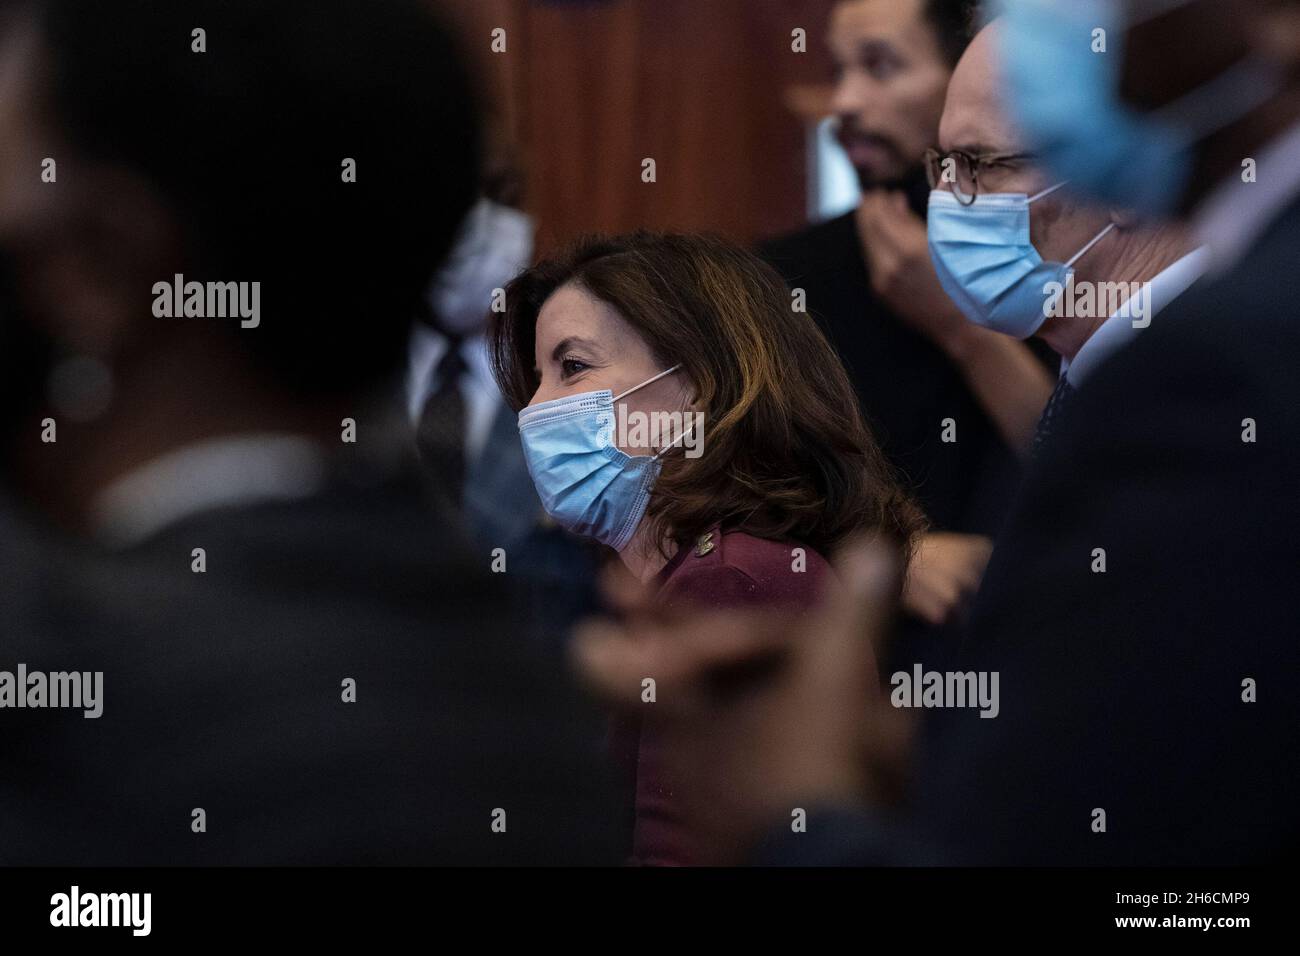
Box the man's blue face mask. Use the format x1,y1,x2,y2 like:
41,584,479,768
927,183,1116,339
993,0,1282,216
517,364,690,552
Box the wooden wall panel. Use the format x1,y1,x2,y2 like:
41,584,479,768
438,0,839,255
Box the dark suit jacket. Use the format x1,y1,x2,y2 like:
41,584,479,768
770,197,1300,865
0,457,620,865
618,527,834,865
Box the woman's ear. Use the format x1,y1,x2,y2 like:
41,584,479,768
685,378,704,412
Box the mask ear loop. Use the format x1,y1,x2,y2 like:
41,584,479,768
1025,180,1116,267
651,417,699,463
609,364,693,461
1152,56,1283,144
1027,180,1070,204
1066,222,1117,268
614,363,682,402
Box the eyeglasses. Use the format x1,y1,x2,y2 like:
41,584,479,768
924,148,1036,206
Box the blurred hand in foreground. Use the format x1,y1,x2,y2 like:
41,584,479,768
572,537,904,864
901,531,994,626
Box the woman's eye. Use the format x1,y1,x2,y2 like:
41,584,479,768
560,358,589,379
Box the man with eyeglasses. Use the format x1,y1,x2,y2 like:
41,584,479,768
762,0,1056,637
924,20,1205,456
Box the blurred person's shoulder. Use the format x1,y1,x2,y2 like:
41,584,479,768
655,524,835,613
9,468,621,866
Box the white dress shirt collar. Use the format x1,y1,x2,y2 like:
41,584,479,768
92,433,328,549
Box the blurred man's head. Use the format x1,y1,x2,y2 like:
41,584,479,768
994,0,1300,217
1119,0,1300,210
829,0,978,189
0,0,480,508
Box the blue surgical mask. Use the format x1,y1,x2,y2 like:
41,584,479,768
994,0,1282,216
928,185,1116,339
518,364,690,552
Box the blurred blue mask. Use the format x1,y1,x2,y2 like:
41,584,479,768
994,0,1281,215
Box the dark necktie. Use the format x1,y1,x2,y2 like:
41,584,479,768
416,336,467,509
1032,375,1076,460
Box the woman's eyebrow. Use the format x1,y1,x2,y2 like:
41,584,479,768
551,336,597,361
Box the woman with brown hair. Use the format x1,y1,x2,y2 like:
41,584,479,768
490,231,924,864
